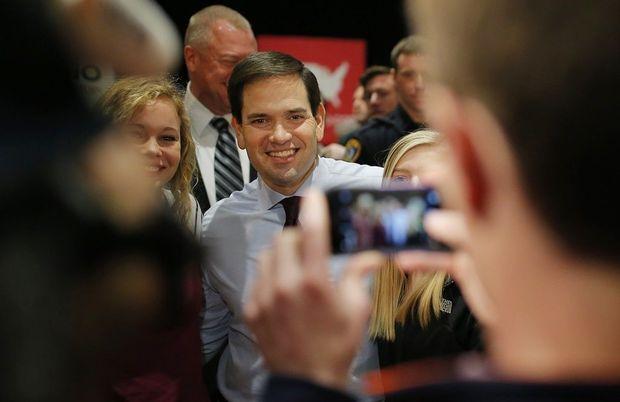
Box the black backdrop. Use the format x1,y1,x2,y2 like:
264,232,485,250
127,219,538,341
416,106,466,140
154,0,410,78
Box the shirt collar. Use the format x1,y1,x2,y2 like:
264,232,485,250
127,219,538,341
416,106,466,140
185,82,232,139
257,157,322,210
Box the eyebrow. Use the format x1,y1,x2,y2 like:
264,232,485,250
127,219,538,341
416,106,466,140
286,108,308,114
246,108,309,120
246,113,268,120
128,122,179,132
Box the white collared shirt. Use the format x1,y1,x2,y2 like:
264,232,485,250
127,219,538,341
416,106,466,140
184,82,251,207
201,157,384,402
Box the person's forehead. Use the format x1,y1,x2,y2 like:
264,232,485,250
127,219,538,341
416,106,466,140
397,144,442,165
242,75,309,112
130,99,180,126
396,52,425,70
367,74,393,88
207,20,255,49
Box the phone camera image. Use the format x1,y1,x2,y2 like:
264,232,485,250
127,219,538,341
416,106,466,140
328,187,447,254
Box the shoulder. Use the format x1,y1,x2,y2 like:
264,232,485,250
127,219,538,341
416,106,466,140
346,117,396,142
202,181,259,230
162,188,175,206
342,118,400,163
317,158,383,189
186,193,202,238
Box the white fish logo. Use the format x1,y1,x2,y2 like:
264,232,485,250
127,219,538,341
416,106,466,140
306,62,349,108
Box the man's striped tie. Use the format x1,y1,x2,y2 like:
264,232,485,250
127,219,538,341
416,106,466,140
211,117,244,200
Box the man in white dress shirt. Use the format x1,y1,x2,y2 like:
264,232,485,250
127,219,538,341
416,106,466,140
200,52,384,402
184,5,257,212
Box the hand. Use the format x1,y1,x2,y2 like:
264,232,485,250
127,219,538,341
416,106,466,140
396,210,497,327
320,143,347,160
244,189,384,391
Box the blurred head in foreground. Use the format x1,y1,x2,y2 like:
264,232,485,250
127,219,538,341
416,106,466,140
410,0,620,379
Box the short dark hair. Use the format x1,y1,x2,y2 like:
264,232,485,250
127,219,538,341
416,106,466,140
228,51,321,123
359,65,392,88
390,35,425,70
413,0,620,263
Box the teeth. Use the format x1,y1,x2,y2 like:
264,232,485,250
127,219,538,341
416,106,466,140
146,166,160,172
269,149,296,157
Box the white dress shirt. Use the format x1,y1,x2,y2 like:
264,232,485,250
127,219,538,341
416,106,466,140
201,157,384,402
184,83,251,207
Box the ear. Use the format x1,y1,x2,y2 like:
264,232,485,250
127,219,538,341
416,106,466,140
314,103,326,142
425,86,488,217
450,110,488,216
231,117,246,149
184,45,197,72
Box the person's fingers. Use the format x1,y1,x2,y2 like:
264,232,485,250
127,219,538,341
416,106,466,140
424,210,469,248
245,249,275,322
272,229,303,291
299,189,331,281
395,250,455,275
342,251,386,285
340,251,385,311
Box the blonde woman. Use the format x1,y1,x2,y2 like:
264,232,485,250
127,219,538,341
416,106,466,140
370,130,481,371
98,76,207,400
98,75,201,236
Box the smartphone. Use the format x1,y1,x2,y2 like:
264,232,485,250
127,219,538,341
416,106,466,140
327,187,447,254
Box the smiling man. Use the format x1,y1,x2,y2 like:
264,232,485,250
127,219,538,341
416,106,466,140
244,1,620,402
200,51,384,402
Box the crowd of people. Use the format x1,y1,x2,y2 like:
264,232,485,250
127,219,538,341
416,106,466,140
2,0,619,402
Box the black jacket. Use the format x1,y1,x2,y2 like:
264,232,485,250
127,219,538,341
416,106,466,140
376,279,482,369
340,106,424,166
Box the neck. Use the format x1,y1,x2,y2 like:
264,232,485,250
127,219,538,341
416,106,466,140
461,96,620,384
189,82,228,116
482,198,620,383
490,262,620,383
399,102,424,124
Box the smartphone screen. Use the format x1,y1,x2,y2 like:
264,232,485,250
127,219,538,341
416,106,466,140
327,187,446,254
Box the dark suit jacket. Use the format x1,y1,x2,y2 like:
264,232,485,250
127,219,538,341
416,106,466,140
262,375,620,402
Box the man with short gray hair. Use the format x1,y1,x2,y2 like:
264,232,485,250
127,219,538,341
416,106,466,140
184,5,257,212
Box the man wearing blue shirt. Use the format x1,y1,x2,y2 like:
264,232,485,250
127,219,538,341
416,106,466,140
243,1,620,402
200,51,384,402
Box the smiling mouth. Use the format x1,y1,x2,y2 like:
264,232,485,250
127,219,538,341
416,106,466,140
145,165,165,173
267,149,298,159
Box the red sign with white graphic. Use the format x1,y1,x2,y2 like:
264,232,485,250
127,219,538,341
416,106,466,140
258,35,366,144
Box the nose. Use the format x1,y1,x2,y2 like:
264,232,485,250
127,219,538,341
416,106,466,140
411,175,421,187
143,137,162,156
369,92,379,105
415,74,425,90
270,122,292,144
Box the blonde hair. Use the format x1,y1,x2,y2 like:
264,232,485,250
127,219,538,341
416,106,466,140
369,130,447,341
98,76,196,223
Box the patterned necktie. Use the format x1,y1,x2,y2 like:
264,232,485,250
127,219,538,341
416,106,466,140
211,117,244,200
279,196,302,227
